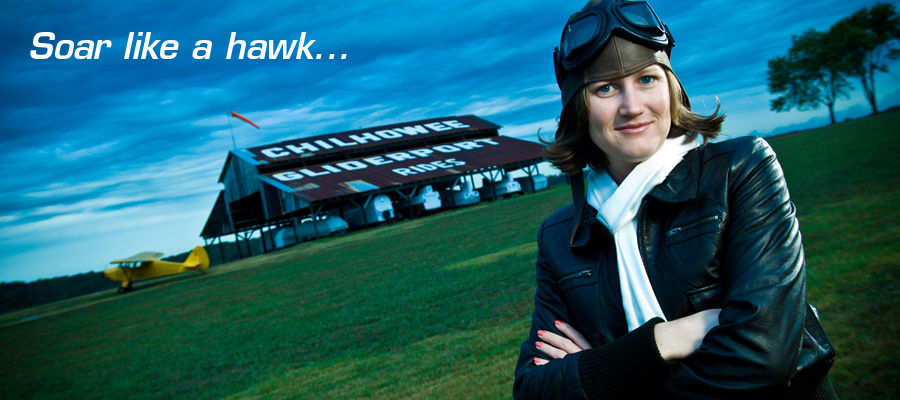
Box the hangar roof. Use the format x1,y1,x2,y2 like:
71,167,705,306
259,136,544,204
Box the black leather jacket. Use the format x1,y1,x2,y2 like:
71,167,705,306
513,137,834,399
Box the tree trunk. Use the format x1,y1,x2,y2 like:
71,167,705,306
827,102,836,125
865,66,878,114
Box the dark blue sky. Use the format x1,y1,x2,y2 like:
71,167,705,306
1,0,897,282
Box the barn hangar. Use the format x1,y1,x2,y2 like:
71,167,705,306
200,115,548,258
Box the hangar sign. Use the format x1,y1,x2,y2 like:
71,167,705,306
261,136,543,203
247,115,498,163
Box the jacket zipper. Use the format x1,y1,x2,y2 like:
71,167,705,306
557,269,592,285
667,214,722,237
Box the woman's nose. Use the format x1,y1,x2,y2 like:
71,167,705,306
618,88,644,117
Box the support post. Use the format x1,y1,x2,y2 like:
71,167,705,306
234,233,243,260
309,205,320,240
529,165,536,194
489,170,498,202
245,231,253,257
361,195,372,227
218,236,226,264
448,178,458,208
406,187,415,219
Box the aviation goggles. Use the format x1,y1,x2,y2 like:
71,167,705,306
554,0,674,77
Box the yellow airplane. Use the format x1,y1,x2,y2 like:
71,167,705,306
104,246,210,294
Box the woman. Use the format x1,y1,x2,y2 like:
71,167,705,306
513,1,837,399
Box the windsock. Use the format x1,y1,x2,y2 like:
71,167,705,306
230,111,260,129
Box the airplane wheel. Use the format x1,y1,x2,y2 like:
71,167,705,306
117,287,125,294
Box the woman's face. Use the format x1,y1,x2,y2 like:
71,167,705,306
587,64,671,173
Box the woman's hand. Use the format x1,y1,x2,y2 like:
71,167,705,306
654,308,721,361
533,320,592,366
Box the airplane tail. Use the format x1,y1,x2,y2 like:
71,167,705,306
183,246,210,270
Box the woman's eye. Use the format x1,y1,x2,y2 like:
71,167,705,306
598,84,612,93
640,76,655,84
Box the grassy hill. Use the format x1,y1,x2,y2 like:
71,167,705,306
1,111,898,399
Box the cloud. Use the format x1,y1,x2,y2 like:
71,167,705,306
53,141,118,161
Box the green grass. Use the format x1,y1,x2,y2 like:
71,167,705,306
768,112,900,399
1,111,898,399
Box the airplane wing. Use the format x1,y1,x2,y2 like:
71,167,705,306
110,252,164,264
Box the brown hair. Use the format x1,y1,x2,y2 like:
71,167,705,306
542,69,724,175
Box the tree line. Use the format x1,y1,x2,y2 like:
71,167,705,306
0,241,258,315
768,2,900,124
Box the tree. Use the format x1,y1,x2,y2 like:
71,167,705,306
839,2,900,114
767,29,852,125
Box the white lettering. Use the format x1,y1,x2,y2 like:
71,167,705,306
337,161,368,170
454,141,482,150
295,32,315,60
261,147,290,158
286,143,318,154
273,171,303,181
432,160,454,168
322,165,342,173
31,32,54,59
32,34,112,60
328,138,356,147
393,168,415,176
408,149,434,158
375,130,402,139
393,125,429,136
193,40,212,59
227,32,245,59
385,152,416,162
300,168,330,177
74,40,94,59
55,40,74,59
433,145,460,153
414,163,439,171
444,120,471,129
364,156,393,166
140,32,160,59
95,40,111,59
473,138,500,145
349,132,381,144
313,140,334,149
160,40,178,59
424,122,451,132
132,33,142,59
269,40,297,59
248,40,267,59
125,32,133,59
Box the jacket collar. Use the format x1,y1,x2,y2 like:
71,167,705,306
569,145,701,250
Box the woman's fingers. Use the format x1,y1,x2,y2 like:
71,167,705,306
554,320,593,350
535,338,568,359
534,321,592,361
537,329,582,356
533,357,549,366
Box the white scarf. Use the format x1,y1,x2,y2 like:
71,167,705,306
586,138,699,331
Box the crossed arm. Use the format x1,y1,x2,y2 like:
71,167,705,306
533,311,721,365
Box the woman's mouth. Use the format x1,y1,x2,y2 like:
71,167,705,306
615,121,651,134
